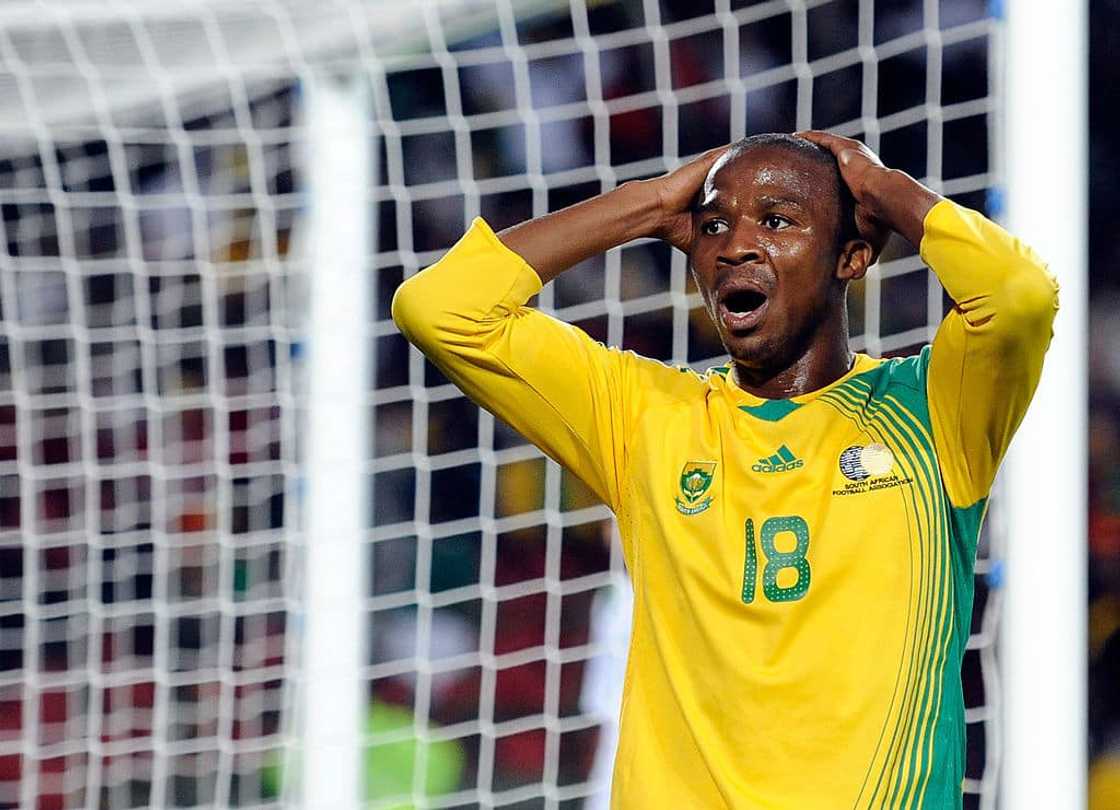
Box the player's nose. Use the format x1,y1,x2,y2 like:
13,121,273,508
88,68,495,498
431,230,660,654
717,221,765,267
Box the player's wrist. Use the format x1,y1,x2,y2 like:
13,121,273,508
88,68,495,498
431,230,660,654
854,167,903,215
611,179,666,242
861,169,942,248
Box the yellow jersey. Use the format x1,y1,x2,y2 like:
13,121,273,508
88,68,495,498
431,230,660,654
391,200,1058,809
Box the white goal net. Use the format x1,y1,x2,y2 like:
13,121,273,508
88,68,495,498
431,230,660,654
0,1,1004,808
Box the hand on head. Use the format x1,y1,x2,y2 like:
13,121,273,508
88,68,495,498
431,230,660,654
795,130,892,259
647,146,730,252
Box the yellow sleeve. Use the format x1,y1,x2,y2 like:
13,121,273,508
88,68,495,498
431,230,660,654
391,217,638,512
922,200,1060,507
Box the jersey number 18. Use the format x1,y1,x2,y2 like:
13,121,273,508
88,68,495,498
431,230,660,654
742,516,812,604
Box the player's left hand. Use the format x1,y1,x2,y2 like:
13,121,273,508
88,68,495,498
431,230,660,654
795,130,891,257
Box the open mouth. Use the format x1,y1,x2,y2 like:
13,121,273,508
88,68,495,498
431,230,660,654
718,287,769,332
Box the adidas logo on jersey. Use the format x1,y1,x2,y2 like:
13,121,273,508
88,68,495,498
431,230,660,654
752,444,804,473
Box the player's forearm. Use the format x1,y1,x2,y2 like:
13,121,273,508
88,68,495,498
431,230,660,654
497,181,661,284
861,169,942,250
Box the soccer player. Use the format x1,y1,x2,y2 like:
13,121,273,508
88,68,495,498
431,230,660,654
392,131,1058,808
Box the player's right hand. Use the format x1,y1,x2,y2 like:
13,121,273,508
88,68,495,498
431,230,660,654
647,146,729,252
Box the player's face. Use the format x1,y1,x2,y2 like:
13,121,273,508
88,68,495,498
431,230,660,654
689,146,847,373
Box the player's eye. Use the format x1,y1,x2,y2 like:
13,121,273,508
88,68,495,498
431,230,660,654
762,214,791,230
700,219,729,236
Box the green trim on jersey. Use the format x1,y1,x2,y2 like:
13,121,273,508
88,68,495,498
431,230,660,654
918,495,987,808
813,348,977,810
822,378,951,809
738,399,802,421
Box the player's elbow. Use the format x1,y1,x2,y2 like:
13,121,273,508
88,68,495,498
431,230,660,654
995,259,1060,337
391,270,492,355
391,273,438,349
985,255,1061,342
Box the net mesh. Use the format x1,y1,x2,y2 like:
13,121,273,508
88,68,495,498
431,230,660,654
0,1,1003,808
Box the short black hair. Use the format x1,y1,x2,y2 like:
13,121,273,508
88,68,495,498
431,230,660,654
723,133,861,246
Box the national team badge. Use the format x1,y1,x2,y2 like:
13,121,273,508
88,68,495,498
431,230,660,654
675,461,716,515
838,443,895,481
832,442,912,497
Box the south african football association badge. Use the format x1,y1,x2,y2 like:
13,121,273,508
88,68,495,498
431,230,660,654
675,461,716,515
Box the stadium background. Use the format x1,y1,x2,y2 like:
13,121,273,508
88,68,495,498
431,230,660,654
1088,1,1120,805
0,0,1112,807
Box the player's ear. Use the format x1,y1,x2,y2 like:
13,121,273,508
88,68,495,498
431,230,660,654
836,239,873,282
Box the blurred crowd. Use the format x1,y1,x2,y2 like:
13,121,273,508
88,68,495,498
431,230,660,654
1090,293,1120,807
1088,1,1120,805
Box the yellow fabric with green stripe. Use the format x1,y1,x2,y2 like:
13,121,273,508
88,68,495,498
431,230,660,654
820,366,960,809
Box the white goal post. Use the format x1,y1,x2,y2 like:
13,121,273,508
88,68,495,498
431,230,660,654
0,1,1085,809
1001,0,1088,807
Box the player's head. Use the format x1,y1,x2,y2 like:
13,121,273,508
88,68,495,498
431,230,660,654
688,133,873,376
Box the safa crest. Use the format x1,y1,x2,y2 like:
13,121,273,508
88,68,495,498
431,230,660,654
675,461,716,515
